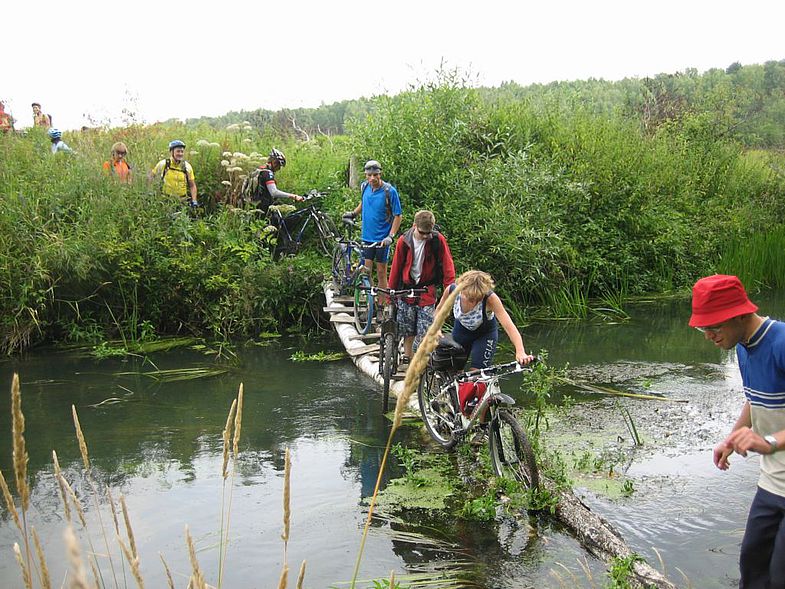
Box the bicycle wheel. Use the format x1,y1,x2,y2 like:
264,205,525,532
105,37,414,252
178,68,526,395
418,368,460,449
331,244,347,292
315,212,338,256
382,333,396,413
488,409,539,490
353,273,375,334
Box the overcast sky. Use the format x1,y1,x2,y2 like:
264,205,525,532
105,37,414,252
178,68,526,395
3,0,783,130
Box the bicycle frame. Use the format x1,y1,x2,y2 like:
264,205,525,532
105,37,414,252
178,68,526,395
450,362,526,435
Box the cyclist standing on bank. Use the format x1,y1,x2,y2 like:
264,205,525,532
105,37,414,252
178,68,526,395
388,210,455,359
343,160,402,291
47,128,72,154
243,148,304,212
150,140,198,207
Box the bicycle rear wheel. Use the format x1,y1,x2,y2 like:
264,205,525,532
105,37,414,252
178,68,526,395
418,368,460,449
488,409,539,490
382,333,396,413
353,274,375,334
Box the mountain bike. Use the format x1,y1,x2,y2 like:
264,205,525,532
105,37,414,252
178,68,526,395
418,338,540,489
358,286,428,413
331,219,383,335
268,190,338,259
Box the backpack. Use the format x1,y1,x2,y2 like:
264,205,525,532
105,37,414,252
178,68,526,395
160,159,191,195
361,180,393,222
241,166,272,210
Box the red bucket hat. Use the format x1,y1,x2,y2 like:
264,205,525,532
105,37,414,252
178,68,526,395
689,274,758,327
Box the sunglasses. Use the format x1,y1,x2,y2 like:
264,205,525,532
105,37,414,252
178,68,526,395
694,325,724,335
115,151,127,155
416,228,433,238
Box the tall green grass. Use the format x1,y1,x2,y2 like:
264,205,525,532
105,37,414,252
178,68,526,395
0,125,351,353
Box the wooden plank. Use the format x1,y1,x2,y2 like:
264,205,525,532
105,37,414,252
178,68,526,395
323,306,353,313
330,315,356,324
348,332,381,341
332,295,354,304
347,344,380,357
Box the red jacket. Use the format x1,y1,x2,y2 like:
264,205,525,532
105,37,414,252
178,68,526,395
388,228,455,306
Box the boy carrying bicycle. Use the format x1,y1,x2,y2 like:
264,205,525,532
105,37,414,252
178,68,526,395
388,210,455,360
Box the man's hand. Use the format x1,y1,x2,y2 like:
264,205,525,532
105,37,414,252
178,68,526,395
726,426,771,456
713,441,734,470
381,235,393,247
189,200,200,208
294,195,304,202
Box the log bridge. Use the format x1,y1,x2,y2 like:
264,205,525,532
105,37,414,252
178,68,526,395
322,282,678,588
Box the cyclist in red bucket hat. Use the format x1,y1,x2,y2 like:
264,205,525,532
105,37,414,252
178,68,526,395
691,274,785,588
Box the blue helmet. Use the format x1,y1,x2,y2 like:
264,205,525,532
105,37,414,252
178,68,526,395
168,139,186,150
47,128,62,140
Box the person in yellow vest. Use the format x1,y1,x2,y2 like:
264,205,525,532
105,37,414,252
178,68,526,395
31,102,51,127
102,142,132,183
149,140,198,207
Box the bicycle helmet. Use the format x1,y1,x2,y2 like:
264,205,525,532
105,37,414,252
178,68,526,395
168,139,186,150
269,148,286,167
47,128,62,140
364,160,382,173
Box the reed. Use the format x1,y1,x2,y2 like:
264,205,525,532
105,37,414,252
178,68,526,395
13,542,32,589
232,383,244,456
120,494,138,559
296,560,306,589
159,553,175,589
221,399,238,480
31,527,52,589
281,448,291,554
64,525,90,589
0,468,22,531
350,283,462,588
277,564,289,589
71,406,90,471
117,535,144,589
185,525,207,589
51,451,72,523
11,372,33,580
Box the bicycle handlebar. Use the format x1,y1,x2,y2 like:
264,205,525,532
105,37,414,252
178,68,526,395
455,356,540,383
301,190,327,201
358,286,428,298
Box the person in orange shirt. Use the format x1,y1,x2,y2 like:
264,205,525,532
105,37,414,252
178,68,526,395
32,102,51,127
0,102,14,133
102,142,132,182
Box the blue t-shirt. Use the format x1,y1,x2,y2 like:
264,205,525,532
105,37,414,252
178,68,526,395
737,317,785,496
361,182,402,243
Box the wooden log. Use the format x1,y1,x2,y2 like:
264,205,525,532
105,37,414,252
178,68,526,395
545,479,678,589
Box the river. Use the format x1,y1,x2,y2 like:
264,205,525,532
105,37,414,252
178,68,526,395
2,290,782,588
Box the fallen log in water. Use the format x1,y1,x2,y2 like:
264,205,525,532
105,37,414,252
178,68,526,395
545,479,678,588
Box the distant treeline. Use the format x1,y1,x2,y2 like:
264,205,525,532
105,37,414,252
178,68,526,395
189,60,785,149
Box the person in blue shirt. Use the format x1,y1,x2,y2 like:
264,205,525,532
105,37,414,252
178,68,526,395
47,128,72,154
690,274,785,588
343,160,402,290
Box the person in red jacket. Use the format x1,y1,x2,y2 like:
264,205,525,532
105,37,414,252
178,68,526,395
388,210,456,359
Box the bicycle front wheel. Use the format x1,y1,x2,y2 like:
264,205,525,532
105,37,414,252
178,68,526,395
382,333,396,413
353,274,375,334
488,409,539,490
315,212,338,256
331,244,347,292
418,368,459,449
